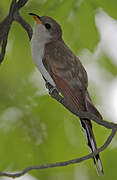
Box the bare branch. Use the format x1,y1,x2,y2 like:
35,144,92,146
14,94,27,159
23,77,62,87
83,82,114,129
0,35,8,62
46,82,117,130
16,0,28,10
0,129,115,178
9,0,17,16
0,0,31,63
14,12,32,40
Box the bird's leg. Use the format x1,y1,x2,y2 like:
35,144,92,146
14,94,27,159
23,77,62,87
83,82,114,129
45,81,64,103
45,81,56,93
50,90,64,103
49,86,59,95
45,81,58,94
45,81,80,116
45,81,51,90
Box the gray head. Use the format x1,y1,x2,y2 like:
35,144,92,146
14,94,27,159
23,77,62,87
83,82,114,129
29,13,62,42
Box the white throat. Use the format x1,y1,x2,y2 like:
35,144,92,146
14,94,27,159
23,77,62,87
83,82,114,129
31,22,55,86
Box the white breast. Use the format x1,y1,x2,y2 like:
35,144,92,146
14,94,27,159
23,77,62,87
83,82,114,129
30,23,55,87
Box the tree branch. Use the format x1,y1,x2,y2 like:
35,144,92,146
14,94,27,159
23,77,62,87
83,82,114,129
46,82,117,130
0,0,117,178
0,0,31,63
0,129,116,178
14,11,32,40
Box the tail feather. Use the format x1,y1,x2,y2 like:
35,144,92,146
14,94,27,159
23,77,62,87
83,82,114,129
80,118,104,176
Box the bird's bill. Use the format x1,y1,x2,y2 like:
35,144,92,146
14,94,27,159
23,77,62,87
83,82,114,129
29,13,42,24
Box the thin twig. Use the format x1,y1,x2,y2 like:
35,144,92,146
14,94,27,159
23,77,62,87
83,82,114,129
0,129,115,178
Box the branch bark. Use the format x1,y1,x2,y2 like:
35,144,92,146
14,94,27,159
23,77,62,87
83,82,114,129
0,129,116,178
0,0,117,179
0,0,32,63
46,82,117,130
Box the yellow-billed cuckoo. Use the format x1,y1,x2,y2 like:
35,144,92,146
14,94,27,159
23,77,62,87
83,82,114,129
29,13,104,175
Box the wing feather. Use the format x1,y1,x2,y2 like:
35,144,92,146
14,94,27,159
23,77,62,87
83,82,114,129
43,40,88,112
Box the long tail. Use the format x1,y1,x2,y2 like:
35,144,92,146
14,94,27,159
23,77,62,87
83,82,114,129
80,118,104,176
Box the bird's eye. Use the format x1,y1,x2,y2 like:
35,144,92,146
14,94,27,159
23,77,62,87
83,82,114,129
45,23,51,30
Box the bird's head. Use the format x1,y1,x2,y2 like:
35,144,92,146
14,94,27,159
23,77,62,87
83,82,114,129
29,13,62,42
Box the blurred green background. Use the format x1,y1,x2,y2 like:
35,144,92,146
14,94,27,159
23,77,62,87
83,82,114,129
0,0,117,179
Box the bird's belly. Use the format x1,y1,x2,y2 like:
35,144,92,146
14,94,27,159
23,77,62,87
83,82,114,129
31,43,55,87
37,59,56,86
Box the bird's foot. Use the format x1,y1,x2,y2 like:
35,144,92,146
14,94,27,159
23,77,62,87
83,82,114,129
50,87,64,103
49,86,59,95
45,81,59,95
45,81,52,90
45,81,63,102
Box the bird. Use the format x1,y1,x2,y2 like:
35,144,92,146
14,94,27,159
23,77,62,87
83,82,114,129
29,13,104,175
